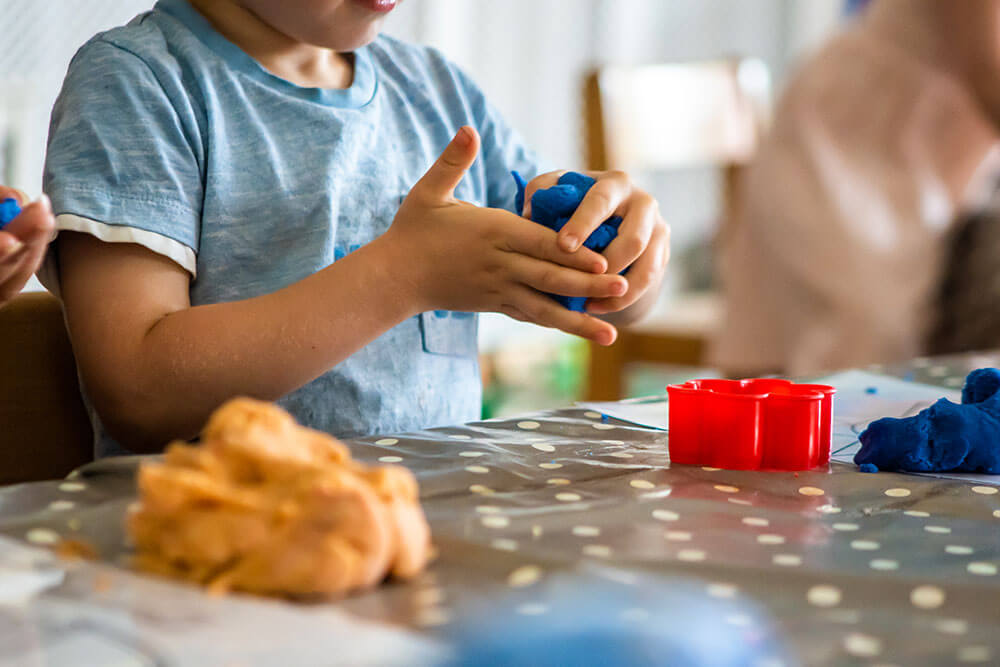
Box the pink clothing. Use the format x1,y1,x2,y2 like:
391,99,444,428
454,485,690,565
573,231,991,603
713,27,1000,376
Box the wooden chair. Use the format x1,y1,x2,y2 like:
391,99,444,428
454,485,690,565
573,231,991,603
583,58,771,400
0,291,92,484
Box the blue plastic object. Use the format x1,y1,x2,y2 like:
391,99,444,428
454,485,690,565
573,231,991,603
513,171,623,311
0,198,21,230
855,368,1000,473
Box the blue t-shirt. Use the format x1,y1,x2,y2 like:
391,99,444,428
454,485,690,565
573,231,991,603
42,0,539,457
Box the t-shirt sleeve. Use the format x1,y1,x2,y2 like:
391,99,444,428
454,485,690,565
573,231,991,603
41,38,203,292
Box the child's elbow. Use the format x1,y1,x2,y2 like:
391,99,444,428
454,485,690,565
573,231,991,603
93,386,197,454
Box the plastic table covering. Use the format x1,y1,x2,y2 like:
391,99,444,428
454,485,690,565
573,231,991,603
0,353,998,666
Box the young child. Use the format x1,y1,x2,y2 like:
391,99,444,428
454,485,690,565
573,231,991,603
40,0,669,457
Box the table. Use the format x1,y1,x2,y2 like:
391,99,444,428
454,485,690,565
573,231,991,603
1,354,999,666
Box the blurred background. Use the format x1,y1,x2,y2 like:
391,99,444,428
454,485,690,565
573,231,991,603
0,0,854,416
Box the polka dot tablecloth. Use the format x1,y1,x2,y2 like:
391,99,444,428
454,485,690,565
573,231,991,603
1,354,999,666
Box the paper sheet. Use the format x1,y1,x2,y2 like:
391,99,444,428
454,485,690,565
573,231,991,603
578,370,1000,485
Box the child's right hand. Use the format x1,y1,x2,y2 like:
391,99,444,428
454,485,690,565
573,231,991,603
382,127,625,345
0,187,55,305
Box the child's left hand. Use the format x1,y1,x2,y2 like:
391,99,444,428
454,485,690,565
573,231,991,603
519,170,670,319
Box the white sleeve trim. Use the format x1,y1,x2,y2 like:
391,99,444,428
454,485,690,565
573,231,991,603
37,214,196,299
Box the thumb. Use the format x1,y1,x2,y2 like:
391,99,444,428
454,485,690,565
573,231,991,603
414,126,480,201
5,194,55,244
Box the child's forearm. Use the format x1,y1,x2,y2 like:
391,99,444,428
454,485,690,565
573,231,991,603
60,232,420,452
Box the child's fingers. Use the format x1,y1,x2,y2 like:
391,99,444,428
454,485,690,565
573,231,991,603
504,219,607,274
587,224,670,315
520,171,564,218
602,192,659,274
506,253,628,298
0,186,29,207
505,285,618,345
4,195,55,244
557,171,630,252
0,236,47,302
0,231,24,258
412,126,481,202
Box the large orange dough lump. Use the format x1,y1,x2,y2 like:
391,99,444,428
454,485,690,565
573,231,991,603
128,398,432,597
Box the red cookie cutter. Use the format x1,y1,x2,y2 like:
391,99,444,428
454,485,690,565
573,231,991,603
666,379,835,471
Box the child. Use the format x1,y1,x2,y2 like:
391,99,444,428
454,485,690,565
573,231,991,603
40,0,669,457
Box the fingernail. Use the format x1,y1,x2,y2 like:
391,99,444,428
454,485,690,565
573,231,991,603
612,280,627,295
561,235,578,251
455,126,473,147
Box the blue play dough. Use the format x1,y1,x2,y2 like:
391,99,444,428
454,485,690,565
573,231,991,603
858,463,879,473
855,368,1000,473
513,171,623,312
0,198,21,230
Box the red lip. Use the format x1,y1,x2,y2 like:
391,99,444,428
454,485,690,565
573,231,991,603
352,0,397,13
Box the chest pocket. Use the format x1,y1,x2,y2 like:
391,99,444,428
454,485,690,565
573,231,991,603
420,311,478,358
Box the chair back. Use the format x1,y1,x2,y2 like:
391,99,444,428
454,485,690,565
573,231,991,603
0,291,92,483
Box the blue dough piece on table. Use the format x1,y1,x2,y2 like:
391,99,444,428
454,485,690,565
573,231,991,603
854,368,1000,473
0,198,21,230
513,171,624,312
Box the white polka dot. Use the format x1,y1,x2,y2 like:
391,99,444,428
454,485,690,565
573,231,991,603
491,539,518,552
25,528,60,545
772,554,802,567
517,421,541,430
532,525,543,537
817,505,842,514
465,465,489,474
904,510,931,518
757,534,786,545
538,462,562,470
924,525,952,534
532,443,555,453
415,607,452,627
934,618,969,635
608,452,634,459
48,500,75,512
798,486,825,496
449,434,472,440
807,585,842,607
665,531,692,541
832,523,860,532
652,509,679,522
375,438,398,446
507,565,543,588
945,545,974,555
582,544,612,558
58,482,86,493
516,603,548,616
546,478,571,485
572,525,601,537
742,517,769,527
910,585,945,609
592,423,616,430
714,485,739,493
843,632,882,657
413,587,445,607
677,549,706,562
584,411,602,419
884,488,911,498
727,498,752,506
555,492,582,502
701,467,721,472
706,583,738,599
967,562,998,576
850,540,880,551
630,480,655,490
869,559,899,571
469,484,494,495
994,510,1000,518
378,456,403,463
971,486,998,495
957,646,992,663
602,440,625,445
459,451,485,458
481,516,510,529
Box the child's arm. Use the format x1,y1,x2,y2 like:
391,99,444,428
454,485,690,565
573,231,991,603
59,127,625,451
518,171,670,325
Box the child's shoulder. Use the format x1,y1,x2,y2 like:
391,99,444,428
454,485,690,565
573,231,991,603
68,9,196,77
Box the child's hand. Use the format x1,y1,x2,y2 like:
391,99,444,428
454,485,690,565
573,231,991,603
519,170,669,318
382,127,627,345
0,188,55,305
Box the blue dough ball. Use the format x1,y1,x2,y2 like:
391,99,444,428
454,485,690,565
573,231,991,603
0,198,21,230
854,368,1000,473
512,171,625,312
858,462,879,473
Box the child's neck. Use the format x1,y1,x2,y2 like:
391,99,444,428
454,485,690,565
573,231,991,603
188,0,354,89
